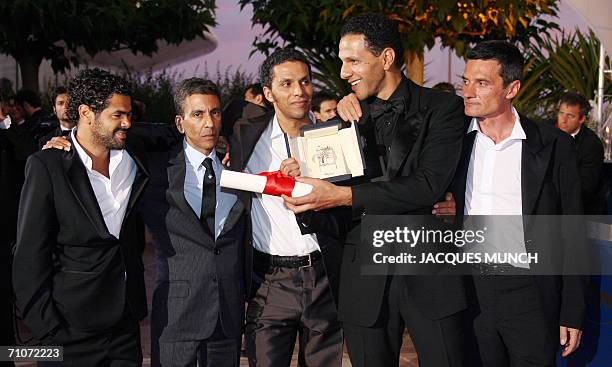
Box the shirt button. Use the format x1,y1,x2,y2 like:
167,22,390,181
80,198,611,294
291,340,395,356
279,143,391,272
387,146,391,151
214,248,220,255
386,121,391,126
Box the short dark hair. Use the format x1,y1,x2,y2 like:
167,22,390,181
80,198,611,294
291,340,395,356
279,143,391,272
312,92,337,112
14,89,41,108
432,82,456,95
53,86,68,104
467,41,524,86
559,92,590,117
341,12,404,68
259,48,311,88
67,68,131,123
174,78,221,117
245,83,263,97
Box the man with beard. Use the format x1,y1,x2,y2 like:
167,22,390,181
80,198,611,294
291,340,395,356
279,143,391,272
38,86,75,149
12,68,149,366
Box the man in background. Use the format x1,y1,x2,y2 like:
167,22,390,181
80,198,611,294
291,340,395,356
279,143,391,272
555,92,606,214
312,92,338,122
38,86,75,148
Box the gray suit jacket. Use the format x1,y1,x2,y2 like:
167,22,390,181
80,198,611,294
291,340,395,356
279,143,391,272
142,143,247,343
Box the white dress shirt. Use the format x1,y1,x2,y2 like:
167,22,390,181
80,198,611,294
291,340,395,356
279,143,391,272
247,113,320,256
71,129,136,238
464,108,528,267
183,140,237,239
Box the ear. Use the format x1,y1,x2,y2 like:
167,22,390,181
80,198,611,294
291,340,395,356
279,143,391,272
314,111,322,121
263,86,275,104
175,115,185,134
381,47,396,71
254,94,265,106
78,104,92,124
505,80,521,100
579,115,587,125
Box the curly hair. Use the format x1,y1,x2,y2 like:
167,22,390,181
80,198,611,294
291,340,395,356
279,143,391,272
173,78,221,117
341,13,404,68
259,48,311,88
67,68,132,123
559,92,590,117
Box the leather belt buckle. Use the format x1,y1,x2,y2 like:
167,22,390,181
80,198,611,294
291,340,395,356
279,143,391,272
298,253,312,269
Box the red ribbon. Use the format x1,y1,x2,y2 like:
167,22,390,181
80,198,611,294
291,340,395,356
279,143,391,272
259,171,296,196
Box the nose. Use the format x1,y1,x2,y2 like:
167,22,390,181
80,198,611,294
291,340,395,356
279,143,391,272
121,115,131,129
340,62,351,80
462,82,475,99
292,83,304,97
203,114,213,128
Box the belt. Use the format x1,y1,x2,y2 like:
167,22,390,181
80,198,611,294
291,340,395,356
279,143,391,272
471,263,529,276
253,249,322,269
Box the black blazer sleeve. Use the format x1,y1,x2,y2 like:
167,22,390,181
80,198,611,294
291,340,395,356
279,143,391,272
577,133,604,200
351,96,465,215
12,155,64,339
557,134,589,329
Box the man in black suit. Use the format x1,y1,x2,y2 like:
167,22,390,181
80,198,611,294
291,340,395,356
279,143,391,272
12,69,149,366
38,86,75,149
230,48,344,366
556,92,606,214
142,78,247,367
284,13,467,367
450,41,588,366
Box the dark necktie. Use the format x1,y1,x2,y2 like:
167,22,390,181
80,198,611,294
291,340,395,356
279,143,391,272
201,157,216,236
370,97,407,119
60,130,71,137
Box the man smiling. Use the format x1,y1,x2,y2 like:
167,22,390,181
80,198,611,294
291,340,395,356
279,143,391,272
283,13,468,367
13,68,149,366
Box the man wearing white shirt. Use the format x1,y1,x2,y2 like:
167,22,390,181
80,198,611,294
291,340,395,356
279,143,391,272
452,41,588,366
231,48,344,367
13,68,149,366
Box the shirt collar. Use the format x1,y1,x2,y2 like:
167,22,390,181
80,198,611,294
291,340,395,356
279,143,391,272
270,111,316,139
183,138,219,171
71,128,125,175
468,106,526,141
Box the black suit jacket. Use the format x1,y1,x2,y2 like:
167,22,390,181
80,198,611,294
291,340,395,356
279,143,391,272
574,125,606,214
229,112,343,302
142,143,247,342
12,140,149,341
452,115,589,330
329,77,469,327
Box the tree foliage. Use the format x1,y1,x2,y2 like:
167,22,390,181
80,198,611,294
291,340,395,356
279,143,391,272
0,0,216,92
241,0,559,92
515,29,612,122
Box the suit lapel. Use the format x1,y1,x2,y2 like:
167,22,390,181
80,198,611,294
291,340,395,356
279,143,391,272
166,144,215,239
238,113,272,171
454,131,477,215
122,146,149,224
386,80,422,178
521,117,552,215
219,198,245,237
63,148,111,238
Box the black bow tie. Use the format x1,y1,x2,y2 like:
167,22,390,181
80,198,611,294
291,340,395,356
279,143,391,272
60,130,71,137
370,98,406,119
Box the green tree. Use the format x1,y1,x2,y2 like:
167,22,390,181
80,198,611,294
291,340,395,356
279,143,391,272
515,29,612,122
241,0,559,92
0,0,216,93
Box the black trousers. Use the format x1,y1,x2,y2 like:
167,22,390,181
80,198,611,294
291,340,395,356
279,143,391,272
466,275,557,367
343,275,465,367
39,308,142,367
154,318,240,367
245,254,342,367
